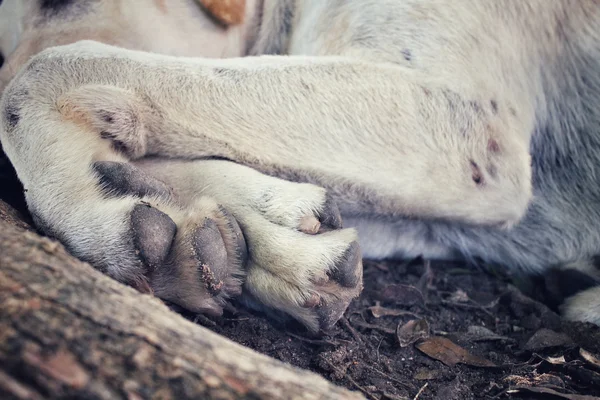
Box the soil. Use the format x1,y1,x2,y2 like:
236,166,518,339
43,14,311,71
196,259,600,400
2,151,600,400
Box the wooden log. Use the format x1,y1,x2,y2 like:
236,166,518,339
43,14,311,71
0,200,364,400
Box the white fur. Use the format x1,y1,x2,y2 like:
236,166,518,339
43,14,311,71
1,0,599,327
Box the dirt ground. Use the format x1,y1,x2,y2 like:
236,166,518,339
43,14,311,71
192,259,600,400
2,154,600,400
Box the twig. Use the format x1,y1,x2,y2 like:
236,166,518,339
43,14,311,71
364,365,414,390
340,316,364,343
286,332,339,346
441,299,496,318
413,383,428,400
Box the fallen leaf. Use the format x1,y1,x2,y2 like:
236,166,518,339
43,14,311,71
416,336,496,367
397,319,430,348
581,348,600,369
546,355,567,365
378,284,425,306
524,328,574,351
507,386,600,400
369,301,417,318
413,368,442,381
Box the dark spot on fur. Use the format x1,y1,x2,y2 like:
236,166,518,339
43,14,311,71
39,0,76,15
38,0,96,18
441,90,462,114
469,100,483,115
486,164,498,179
40,0,76,10
4,105,20,130
98,110,114,124
490,100,498,114
0,51,4,69
402,49,412,61
470,160,484,185
509,107,517,117
100,131,129,155
422,87,432,97
488,138,500,153
300,80,314,92
3,89,29,131
94,161,174,200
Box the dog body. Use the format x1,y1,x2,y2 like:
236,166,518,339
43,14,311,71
1,0,599,330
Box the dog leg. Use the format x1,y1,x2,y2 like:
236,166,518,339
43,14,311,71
1,41,532,329
32,41,533,227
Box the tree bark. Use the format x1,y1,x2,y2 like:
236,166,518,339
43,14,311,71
0,200,364,400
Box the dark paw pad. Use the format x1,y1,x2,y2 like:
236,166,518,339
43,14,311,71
318,194,343,232
317,293,355,331
131,204,177,270
193,218,230,295
330,241,362,288
218,206,249,269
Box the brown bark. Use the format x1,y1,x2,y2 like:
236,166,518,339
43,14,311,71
0,200,364,400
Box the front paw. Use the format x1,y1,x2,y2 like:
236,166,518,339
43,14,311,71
84,161,247,316
136,159,365,332
234,188,364,333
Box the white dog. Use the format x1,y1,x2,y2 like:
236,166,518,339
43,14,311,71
0,0,599,332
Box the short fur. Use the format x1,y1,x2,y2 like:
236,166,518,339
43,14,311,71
0,0,599,331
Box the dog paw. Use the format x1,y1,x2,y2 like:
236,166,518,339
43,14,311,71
238,200,362,332
243,237,363,332
136,159,364,332
89,161,247,316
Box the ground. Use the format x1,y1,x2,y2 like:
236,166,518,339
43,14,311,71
196,259,600,400
1,154,600,400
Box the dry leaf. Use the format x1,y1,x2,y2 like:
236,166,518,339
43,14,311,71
546,355,567,365
413,368,442,381
369,301,413,318
581,348,600,369
397,319,430,348
524,328,574,351
416,336,496,367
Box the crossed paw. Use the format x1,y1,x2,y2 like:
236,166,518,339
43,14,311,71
0,55,363,332
92,158,363,332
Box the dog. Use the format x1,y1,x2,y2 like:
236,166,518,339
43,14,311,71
0,0,599,332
